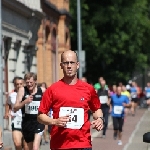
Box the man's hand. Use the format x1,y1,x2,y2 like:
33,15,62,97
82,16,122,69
109,108,112,113
4,113,9,119
122,103,126,107
0,142,3,148
54,115,70,127
24,95,33,104
91,118,103,131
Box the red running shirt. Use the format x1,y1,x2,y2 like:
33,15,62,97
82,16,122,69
38,79,101,149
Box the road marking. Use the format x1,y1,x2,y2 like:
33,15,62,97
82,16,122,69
122,110,147,150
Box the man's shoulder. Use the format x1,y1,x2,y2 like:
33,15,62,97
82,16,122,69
121,94,128,100
94,83,99,86
47,80,63,90
121,94,126,97
94,83,100,88
111,94,116,97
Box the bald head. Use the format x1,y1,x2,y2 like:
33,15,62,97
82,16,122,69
60,50,79,78
61,50,78,62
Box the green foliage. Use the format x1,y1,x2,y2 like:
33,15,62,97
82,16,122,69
70,0,150,84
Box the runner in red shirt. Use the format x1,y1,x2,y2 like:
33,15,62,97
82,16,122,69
38,50,103,150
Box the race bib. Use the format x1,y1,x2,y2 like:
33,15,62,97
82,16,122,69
25,101,40,114
99,96,108,104
146,92,150,98
14,116,22,129
114,106,123,115
59,107,84,129
131,93,137,98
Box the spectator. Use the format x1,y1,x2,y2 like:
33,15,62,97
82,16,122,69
0,127,3,149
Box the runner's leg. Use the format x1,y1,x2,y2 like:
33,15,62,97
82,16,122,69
26,142,33,150
33,133,43,150
112,117,118,140
12,130,22,150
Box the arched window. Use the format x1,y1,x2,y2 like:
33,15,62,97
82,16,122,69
51,29,57,51
45,26,50,42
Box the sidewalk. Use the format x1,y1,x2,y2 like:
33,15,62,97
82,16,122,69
123,109,150,150
3,130,14,150
92,108,149,150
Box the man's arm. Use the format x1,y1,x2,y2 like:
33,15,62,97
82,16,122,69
4,103,10,119
4,93,11,119
123,102,131,108
106,90,111,106
37,111,70,127
123,96,132,108
92,109,103,120
109,97,112,113
91,109,103,131
107,97,111,106
37,112,56,125
14,87,28,112
41,87,46,93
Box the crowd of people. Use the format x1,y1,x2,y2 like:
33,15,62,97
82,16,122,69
0,50,150,150
82,76,150,145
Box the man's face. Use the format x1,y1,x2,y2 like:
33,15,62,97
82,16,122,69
116,87,122,95
41,83,46,88
25,77,36,91
99,77,103,83
147,82,150,87
113,85,117,92
132,82,135,87
60,52,79,78
121,86,126,92
14,79,23,90
100,80,105,87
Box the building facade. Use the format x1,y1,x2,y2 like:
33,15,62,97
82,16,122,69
2,0,71,130
2,0,43,129
37,0,71,86
2,0,43,93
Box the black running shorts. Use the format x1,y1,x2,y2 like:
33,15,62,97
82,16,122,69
22,119,44,143
131,98,139,103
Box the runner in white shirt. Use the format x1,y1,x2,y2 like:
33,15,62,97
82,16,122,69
5,77,28,150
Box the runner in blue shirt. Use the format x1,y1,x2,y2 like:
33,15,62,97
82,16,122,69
110,86,131,146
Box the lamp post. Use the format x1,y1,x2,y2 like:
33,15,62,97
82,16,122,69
77,0,82,79
0,0,4,141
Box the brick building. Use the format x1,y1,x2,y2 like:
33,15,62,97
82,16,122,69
2,0,70,132
37,0,71,86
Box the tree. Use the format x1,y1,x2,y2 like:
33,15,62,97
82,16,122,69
70,0,150,84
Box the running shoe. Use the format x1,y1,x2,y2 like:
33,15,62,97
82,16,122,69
118,140,122,145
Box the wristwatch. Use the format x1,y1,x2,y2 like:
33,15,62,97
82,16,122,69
98,117,104,122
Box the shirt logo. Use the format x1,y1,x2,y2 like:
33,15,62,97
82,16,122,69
80,97,84,101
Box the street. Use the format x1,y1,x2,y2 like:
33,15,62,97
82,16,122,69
39,108,149,150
